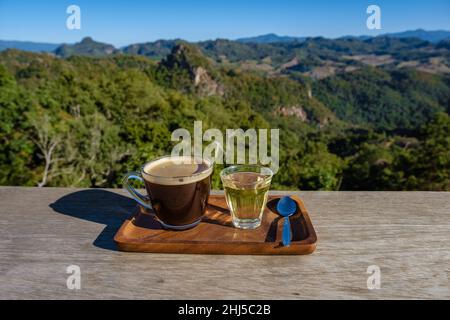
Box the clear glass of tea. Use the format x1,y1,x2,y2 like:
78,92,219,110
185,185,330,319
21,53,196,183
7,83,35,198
220,165,273,230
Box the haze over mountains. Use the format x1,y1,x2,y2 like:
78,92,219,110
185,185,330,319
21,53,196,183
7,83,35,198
0,40,60,52
1,29,449,53
237,30,450,44
236,33,307,43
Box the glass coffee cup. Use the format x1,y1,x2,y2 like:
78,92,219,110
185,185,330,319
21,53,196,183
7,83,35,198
123,155,213,230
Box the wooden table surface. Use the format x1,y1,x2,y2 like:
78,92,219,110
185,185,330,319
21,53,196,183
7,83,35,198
0,187,449,300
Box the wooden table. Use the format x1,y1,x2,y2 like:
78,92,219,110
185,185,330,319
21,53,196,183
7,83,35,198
0,187,449,300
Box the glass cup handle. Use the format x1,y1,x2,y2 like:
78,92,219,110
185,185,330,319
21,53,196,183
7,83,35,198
123,172,153,210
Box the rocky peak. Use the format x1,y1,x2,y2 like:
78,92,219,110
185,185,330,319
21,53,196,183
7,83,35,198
274,106,308,122
160,44,224,96
193,66,224,96
162,43,211,71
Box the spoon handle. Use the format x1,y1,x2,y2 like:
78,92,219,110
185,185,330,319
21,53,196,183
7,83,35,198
282,217,291,247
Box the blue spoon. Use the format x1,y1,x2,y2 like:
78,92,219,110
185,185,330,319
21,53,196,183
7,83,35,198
276,196,297,247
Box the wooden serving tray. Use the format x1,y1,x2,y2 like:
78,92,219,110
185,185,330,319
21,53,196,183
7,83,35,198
114,195,317,255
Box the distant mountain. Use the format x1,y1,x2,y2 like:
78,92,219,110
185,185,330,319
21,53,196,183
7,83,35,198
54,37,117,58
0,40,60,52
2,29,450,56
383,29,450,43
48,35,446,78
1,30,449,80
436,39,450,50
239,29,450,44
339,35,372,41
236,33,306,44
121,39,177,59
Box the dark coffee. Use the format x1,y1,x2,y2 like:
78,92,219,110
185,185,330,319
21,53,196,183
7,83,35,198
141,156,212,228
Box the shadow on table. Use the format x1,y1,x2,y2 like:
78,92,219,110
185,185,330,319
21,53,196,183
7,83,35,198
50,189,136,251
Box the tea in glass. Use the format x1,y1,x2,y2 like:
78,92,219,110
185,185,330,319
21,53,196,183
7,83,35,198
221,165,273,229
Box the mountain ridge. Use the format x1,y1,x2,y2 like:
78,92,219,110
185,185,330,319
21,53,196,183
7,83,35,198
238,29,450,44
0,40,60,52
236,33,306,43
384,29,450,43
54,37,117,58
2,33,447,79
1,29,450,54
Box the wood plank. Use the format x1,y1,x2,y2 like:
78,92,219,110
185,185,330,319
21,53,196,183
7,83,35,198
0,187,449,299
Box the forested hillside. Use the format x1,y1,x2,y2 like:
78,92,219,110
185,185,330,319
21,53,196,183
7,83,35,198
0,37,449,190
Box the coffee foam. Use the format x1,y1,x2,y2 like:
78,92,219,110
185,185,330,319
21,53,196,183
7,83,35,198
142,156,213,185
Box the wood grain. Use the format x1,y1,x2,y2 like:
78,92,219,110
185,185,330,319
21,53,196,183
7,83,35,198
114,195,317,255
0,187,449,299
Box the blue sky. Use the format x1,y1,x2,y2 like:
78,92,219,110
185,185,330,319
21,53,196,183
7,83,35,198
0,0,449,46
